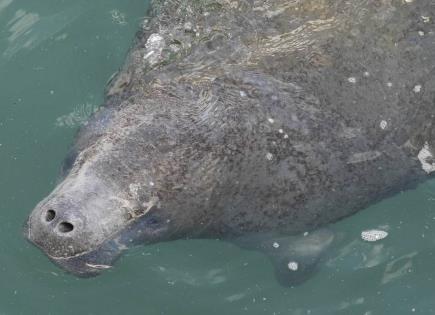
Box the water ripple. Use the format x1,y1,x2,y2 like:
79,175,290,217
3,6,81,59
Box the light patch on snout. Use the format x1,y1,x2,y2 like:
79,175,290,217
417,142,435,173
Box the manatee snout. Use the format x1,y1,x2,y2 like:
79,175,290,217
24,172,136,277
26,195,98,256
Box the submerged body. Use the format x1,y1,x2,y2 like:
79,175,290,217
25,0,435,279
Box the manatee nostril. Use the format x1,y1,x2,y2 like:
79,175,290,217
45,209,56,222
58,222,74,233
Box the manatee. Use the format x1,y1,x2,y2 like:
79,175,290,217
24,0,435,285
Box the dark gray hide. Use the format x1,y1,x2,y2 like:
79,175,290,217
25,0,435,281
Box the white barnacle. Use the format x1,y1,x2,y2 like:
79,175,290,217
418,142,435,173
268,117,275,124
418,30,425,36
422,16,431,23
287,261,299,271
145,33,164,50
413,85,422,93
272,242,280,248
239,91,247,97
266,152,273,160
361,229,388,242
380,120,388,130
404,0,413,3
144,33,165,66
363,71,370,77
348,77,357,84
283,134,289,139
149,181,155,186
386,82,393,88
278,129,283,134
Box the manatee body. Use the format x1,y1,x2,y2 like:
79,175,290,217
25,0,435,280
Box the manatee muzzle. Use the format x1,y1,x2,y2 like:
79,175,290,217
24,168,169,277
24,210,169,277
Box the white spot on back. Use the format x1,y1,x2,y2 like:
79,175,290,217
422,16,431,23
413,85,422,93
144,33,165,66
361,229,388,242
287,261,299,271
348,77,357,83
418,142,435,173
266,152,273,160
380,120,388,130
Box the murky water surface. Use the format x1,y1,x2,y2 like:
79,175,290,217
1,1,435,314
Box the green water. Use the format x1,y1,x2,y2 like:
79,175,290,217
1,0,435,314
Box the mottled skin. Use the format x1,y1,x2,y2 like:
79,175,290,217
25,0,435,277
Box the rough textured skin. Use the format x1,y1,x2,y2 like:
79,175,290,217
25,0,435,276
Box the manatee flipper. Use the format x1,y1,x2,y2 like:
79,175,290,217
235,229,335,286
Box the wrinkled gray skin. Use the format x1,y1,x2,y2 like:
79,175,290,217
25,0,435,279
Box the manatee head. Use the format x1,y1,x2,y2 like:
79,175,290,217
24,151,173,276
23,103,204,277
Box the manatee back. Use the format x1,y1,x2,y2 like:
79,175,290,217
71,0,435,237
